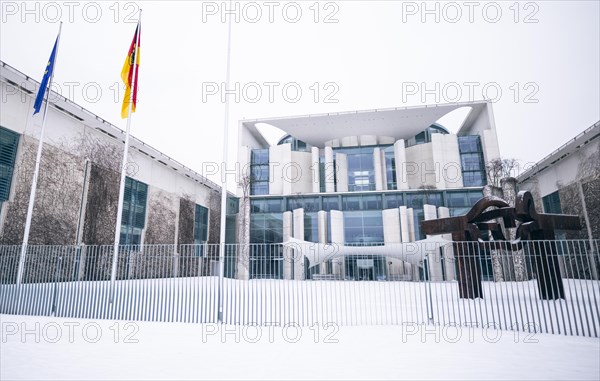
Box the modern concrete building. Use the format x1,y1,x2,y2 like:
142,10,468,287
0,60,226,250
237,101,501,281
518,121,600,241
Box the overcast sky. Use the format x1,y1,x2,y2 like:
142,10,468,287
1,1,599,189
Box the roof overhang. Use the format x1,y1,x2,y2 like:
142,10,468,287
241,101,489,147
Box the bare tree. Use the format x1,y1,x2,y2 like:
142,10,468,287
486,158,518,187
236,173,251,280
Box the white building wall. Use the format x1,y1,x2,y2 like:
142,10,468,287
290,151,313,194
282,211,293,280
0,78,219,210
394,139,409,190
292,208,305,280
330,210,345,278
521,141,599,198
317,210,328,275
269,143,292,195
311,147,320,193
335,153,348,192
405,143,438,189
431,133,464,189
324,146,335,193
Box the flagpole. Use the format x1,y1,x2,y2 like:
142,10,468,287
16,22,63,286
110,11,142,302
217,0,233,323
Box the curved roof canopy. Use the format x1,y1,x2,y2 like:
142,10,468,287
242,101,489,148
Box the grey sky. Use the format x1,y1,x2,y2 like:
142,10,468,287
1,1,599,188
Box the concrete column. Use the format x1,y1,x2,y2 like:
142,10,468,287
431,134,463,189
335,153,348,192
399,206,410,243
293,208,305,280
324,146,335,193
311,147,320,193
381,150,388,190
406,208,415,242
282,211,293,280
423,204,438,239
330,210,345,278
423,204,443,281
318,211,328,274
383,208,403,279
269,144,292,195
394,139,409,190
438,206,456,281
374,147,384,191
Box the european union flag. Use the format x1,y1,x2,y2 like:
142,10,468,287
33,37,58,115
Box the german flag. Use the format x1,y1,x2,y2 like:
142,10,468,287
121,23,140,118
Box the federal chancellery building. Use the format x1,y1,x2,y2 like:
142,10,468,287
237,101,501,281
6,57,594,284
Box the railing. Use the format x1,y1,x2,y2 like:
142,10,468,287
0,240,598,337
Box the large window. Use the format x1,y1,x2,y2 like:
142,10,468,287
250,149,269,195
0,127,19,203
249,213,284,279
458,135,487,187
344,210,384,244
334,146,382,192
194,204,209,256
383,146,397,190
120,177,148,246
542,191,562,214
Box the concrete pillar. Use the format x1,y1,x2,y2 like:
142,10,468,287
335,153,349,192
394,139,409,190
423,204,438,239
399,206,410,243
311,147,320,193
318,211,328,274
330,210,345,279
293,208,305,280
431,134,463,189
324,146,335,193
269,144,292,195
282,211,293,280
407,208,415,242
438,206,456,281
374,147,384,191
383,208,403,279
423,204,443,281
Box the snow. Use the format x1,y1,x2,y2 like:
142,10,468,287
1,314,599,380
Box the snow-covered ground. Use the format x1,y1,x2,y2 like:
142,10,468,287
1,314,598,380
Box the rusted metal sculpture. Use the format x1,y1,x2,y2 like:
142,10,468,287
421,191,581,300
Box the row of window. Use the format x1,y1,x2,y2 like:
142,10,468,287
250,134,487,195
250,190,483,213
0,127,20,203
458,135,487,187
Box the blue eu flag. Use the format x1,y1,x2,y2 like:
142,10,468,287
33,38,58,115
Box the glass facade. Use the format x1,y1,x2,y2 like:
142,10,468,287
333,145,392,192
542,191,562,214
405,124,449,148
247,189,484,278
278,135,310,152
194,204,209,256
458,135,487,187
120,177,148,246
250,149,269,195
0,127,19,204
383,146,397,190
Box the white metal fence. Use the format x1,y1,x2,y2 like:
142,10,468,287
0,240,598,337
